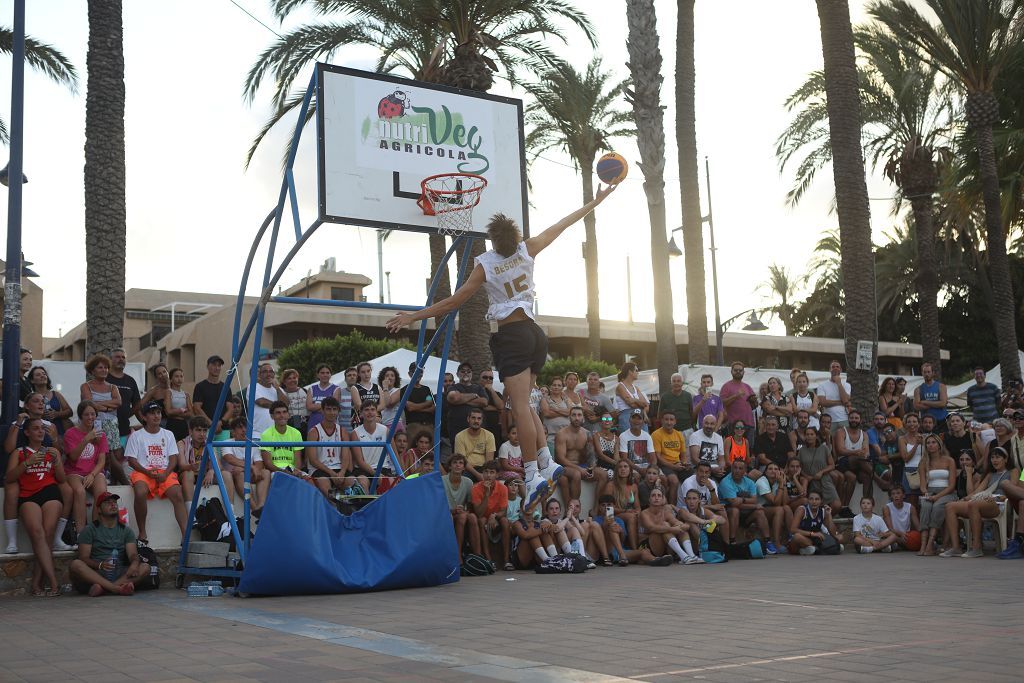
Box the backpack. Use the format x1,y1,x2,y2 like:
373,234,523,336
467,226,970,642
725,538,765,560
62,518,79,547
194,498,230,543
816,534,842,555
534,553,589,574
460,553,495,577
135,545,161,590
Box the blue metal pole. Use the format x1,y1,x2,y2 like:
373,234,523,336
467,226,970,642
1,0,26,447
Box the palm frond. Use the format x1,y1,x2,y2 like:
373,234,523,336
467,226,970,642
0,27,78,92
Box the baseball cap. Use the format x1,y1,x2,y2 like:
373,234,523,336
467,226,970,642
96,491,120,506
141,400,163,414
631,408,644,417
207,355,225,365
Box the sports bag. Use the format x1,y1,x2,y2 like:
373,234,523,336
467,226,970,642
135,545,161,590
534,553,589,574
460,553,495,576
194,498,230,542
725,538,765,560
816,534,842,555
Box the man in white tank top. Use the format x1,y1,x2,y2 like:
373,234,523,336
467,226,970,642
305,398,352,498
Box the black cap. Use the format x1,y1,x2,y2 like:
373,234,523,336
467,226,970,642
207,355,225,365
141,401,163,414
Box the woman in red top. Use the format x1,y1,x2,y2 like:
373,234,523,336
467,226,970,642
5,418,67,596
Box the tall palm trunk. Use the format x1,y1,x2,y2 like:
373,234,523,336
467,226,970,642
675,0,709,364
900,144,942,377
625,0,677,391
428,233,453,325
969,92,1021,384
84,0,126,357
580,158,601,359
816,0,878,416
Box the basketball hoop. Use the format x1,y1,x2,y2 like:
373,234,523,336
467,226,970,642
417,173,487,237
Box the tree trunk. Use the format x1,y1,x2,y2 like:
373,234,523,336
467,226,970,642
428,233,453,323
84,0,126,358
454,238,492,377
675,0,709,364
816,0,878,416
581,162,601,359
902,145,942,378
974,123,1021,386
625,0,677,392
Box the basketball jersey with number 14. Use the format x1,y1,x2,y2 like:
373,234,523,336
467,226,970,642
475,242,536,322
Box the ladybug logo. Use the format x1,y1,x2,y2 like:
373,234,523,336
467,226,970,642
377,90,410,119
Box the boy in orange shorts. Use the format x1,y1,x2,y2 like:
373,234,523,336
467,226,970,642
125,401,188,546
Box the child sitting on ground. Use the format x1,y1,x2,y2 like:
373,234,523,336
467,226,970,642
852,496,898,553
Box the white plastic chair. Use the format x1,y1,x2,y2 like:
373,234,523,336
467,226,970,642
959,499,1010,554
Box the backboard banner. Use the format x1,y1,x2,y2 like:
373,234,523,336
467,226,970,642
317,64,528,236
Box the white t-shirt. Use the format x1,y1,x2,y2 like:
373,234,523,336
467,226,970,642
498,440,522,463
354,423,390,471
253,383,278,435
475,242,536,322
817,379,851,423
754,476,777,506
678,474,716,507
853,512,889,541
618,429,655,470
687,429,725,466
125,428,178,471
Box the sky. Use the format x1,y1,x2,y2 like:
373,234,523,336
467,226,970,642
0,0,903,347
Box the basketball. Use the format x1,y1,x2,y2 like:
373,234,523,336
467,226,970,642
904,530,922,552
595,152,628,185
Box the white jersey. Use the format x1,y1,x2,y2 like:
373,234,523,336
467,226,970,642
475,242,536,322
311,421,343,472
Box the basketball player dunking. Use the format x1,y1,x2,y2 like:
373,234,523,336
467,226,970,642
386,183,618,507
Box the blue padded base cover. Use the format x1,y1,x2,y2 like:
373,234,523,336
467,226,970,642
238,472,460,595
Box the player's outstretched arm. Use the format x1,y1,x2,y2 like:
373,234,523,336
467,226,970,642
525,183,618,258
385,264,486,332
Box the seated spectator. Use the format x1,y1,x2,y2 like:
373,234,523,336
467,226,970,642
4,392,64,553
305,396,356,499
941,446,1019,557
659,372,694,437
996,468,1024,558
898,413,925,506
28,366,72,436
351,402,396,490
63,400,109,534
565,498,606,566
443,454,481,564
259,400,306,479
789,410,811,453
614,362,649,433
280,368,309,434
852,496,898,553
591,408,620,478
405,452,435,479
220,417,269,511
125,402,188,545
796,425,843,514
818,413,833,443
832,409,873,513
639,487,702,564
497,425,525,484
678,487,727,547
917,434,957,556
404,362,435,438
177,416,216,503
723,421,751,470
678,462,729,541
619,408,656,482
600,459,641,548
539,497,594,567
554,406,599,502
783,457,808,513
402,429,433,476
390,431,409,474
593,493,631,567
509,492,553,570
879,423,902,491
163,368,193,442
4,418,66,595
789,491,842,555
454,407,496,482
652,411,689,498
638,466,662,509
755,461,792,554
80,354,122,456
473,460,511,568
69,492,148,596
718,459,774,552
761,376,792,433
883,485,921,551
688,414,726,480
753,416,793,481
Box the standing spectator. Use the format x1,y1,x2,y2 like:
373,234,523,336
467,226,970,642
1000,378,1024,413
442,454,481,564
652,411,689,497
917,434,957,556
883,485,921,551
280,369,309,434
63,401,109,533
376,366,403,431
540,376,572,452
252,364,286,436
817,360,851,432
692,374,725,431
340,367,358,428
753,416,794,478
580,371,616,433
898,413,925,505
81,354,122,462
720,362,756,442
454,407,496,481
687,414,726,479
306,364,341,432
445,363,487,442
16,348,33,402
69,492,148,596
562,372,583,409
479,369,503,444
619,409,656,481
107,349,141,485
613,362,649,433
124,402,187,546
349,361,382,425
788,373,820,430
404,362,435,437
440,372,455,438
914,362,948,433
659,373,694,436
966,367,1001,425
5,418,66,595
27,366,71,435
761,376,792,433
192,355,226,424
162,368,193,442
878,377,902,428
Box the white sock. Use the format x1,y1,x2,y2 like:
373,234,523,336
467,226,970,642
535,546,549,561
667,537,687,562
536,447,552,470
682,539,695,557
545,544,558,557
54,518,68,544
571,538,586,556
561,541,573,554
525,460,539,481
4,519,16,546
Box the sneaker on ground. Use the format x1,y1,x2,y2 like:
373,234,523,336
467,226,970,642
525,475,549,509
765,541,779,555
799,546,816,555
649,554,673,566
689,555,705,564
4,541,17,554
858,545,873,554
839,544,845,553
881,545,893,553
996,539,1023,559
682,555,701,565
53,539,77,552
938,548,958,558
961,548,984,558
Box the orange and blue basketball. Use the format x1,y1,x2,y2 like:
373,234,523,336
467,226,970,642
595,152,628,185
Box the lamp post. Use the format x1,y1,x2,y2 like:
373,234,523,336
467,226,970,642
377,229,392,303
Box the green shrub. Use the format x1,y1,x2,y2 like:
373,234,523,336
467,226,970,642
275,331,412,383
538,357,619,387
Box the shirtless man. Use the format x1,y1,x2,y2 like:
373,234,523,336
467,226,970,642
640,488,703,564
554,406,599,502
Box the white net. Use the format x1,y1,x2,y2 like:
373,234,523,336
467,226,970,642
421,174,487,237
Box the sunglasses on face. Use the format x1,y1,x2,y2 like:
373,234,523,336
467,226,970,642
481,375,493,380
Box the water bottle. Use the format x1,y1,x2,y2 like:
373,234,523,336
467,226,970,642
104,550,119,582
187,581,225,597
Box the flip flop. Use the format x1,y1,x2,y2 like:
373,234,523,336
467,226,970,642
602,559,613,567
45,589,61,597
618,558,629,567
503,562,515,571
31,588,45,597
118,582,135,596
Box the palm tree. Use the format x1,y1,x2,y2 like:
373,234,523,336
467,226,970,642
245,0,596,376
0,27,77,144
624,0,677,392
524,58,634,360
84,0,126,357
675,0,709,364
869,0,1024,385
758,264,798,336
777,25,953,377
814,0,878,417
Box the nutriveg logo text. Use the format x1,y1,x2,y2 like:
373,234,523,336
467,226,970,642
363,90,490,174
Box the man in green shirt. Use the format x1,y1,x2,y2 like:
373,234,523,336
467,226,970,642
659,373,694,435
69,492,149,596
260,401,305,474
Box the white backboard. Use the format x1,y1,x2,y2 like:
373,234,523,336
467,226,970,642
316,64,529,236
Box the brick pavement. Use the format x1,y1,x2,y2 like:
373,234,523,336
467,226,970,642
2,552,1023,682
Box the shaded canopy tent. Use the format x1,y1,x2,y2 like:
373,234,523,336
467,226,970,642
331,348,505,394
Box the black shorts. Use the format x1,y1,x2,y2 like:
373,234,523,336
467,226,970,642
490,319,547,380
312,469,343,479
18,485,62,510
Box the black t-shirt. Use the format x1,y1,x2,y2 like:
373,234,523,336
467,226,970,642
943,432,973,460
192,380,226,420
447,382,486,439
753,432,793,469
405,384,435,424
106,372,141,437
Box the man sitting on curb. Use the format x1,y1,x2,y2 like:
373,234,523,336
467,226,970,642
718,459,775,554
69,492,149,596
125,401,187,546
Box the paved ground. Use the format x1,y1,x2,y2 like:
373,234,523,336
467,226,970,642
2,552,1023,682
